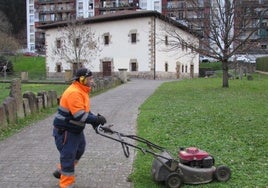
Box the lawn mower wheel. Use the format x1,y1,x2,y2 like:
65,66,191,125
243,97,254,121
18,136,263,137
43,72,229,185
165,172,182,188
214,165,231,182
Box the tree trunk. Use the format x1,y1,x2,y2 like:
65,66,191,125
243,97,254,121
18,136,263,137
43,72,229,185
222,61,229,88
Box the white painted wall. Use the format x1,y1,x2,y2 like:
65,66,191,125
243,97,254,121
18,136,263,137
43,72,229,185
91,17,151,72
155,18,199,75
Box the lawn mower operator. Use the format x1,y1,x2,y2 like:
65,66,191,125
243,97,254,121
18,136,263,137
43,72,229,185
52,68,107,188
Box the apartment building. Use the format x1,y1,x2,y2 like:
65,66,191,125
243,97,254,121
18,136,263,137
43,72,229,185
26,0,94,53
233,0,268,56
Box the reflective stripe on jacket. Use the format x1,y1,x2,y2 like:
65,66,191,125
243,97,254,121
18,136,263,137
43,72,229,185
53,81,91,133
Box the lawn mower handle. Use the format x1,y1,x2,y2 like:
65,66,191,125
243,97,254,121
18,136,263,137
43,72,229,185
95,125,171,160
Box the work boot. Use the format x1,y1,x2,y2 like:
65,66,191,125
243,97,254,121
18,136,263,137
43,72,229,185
60,174,75,188
53,169,61,179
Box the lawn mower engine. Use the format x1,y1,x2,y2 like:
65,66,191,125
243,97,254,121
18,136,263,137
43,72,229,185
152,147,225,188
179,147,214,168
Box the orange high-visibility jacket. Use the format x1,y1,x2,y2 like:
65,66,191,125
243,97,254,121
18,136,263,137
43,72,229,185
53,81,97,133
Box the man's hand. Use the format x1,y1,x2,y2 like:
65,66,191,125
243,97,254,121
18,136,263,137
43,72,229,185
96,114,106,125
91,123,99,130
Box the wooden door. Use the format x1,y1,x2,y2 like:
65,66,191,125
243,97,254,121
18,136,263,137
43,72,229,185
103,61,111,77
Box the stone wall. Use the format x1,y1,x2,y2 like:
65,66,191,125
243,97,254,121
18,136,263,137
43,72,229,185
0,77,121,129
0,79,58,126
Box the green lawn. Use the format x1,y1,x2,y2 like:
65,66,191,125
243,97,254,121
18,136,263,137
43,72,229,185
10,55,47,80
0,55,68,103
131,74,268,188
0,83,68,103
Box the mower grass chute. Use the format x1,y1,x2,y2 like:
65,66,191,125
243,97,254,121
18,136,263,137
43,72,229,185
96,125,231,188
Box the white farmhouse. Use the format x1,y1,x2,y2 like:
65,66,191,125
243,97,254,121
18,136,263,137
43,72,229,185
39,10,199,80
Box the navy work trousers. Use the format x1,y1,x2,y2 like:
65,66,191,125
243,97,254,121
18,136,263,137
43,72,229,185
53,128,86,174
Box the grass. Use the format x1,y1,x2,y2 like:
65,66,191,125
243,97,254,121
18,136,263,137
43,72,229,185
10,55,46,79
131,74,268,188
1,55,69,103
0,83,69,103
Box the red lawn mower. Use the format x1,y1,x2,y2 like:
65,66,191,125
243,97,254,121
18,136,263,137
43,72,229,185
96,125,231,188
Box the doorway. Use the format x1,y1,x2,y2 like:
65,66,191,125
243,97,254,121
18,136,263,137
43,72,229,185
102,61,112,76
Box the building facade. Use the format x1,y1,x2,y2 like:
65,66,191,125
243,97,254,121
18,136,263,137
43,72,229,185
40,11,199,80
233,0,268,57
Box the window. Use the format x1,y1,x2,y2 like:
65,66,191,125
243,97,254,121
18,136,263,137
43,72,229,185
56,63,62,72
198,0,204,7
131,62,137,71
50,14,55,21
30,34,35,43
29,15,34,23
261,44,267,49
103,33,110,45
56,39,61,48
131,33,137,43
154,1,160,12
129,30,138,44
197,11,203,18
261,22,267,28
104,35,109,45
29,5,34,14
75,38,80,47
30,44,35,51
178,11,184,19
50,4,55,11
140,0,147,9
178,2,184,8
165,36,168,45
77,12,83,18
78,2,83,10
165,63,168,72
30,25,35,33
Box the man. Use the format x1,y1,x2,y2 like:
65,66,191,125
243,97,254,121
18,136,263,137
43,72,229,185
52,68,106,188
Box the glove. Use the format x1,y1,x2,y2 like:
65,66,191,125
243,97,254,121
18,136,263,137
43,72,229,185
96,114,107,125
91,122,99,130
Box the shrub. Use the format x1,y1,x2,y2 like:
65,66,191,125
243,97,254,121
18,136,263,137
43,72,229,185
256,56,268,72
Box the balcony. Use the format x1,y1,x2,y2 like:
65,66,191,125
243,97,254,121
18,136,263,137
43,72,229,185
36,0,75,5
37,4,75,14
98,0,139,10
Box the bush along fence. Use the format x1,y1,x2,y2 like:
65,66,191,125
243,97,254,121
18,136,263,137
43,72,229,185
0,77,122,128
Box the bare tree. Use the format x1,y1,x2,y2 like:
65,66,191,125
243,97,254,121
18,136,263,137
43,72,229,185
53,19,102,75
163,0,268,87
0,11,12,34
0,32,20,54
0,11,20,55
